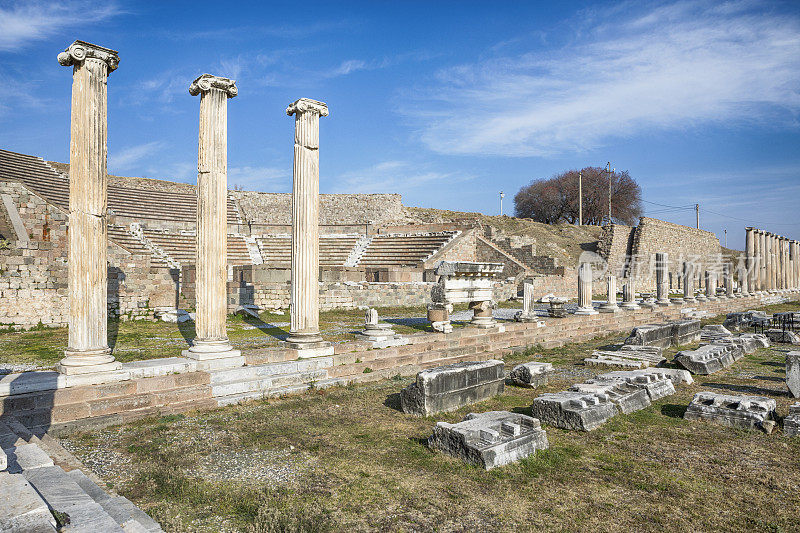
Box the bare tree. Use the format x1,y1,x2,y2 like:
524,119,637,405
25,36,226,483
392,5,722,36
514,167,642,225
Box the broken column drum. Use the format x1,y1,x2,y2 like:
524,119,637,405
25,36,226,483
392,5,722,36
515,280,538,322
286,98,331,351
183,74,241,364
621,276,640,310
682,261,696,302
57,41,122,375
599,273,620,313
655,253,671,306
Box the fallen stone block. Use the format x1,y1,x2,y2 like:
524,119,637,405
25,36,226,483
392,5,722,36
711,333,769,354
700,324,733,343
684,391,776,431
674,343,743,375
586,373,677,402
400,360,505,416
767,329,800,345
428,411,549,469
570,380,650,414
583,345,665,369
723,310,768,331
787,351,800,399
785,403,800,437
583,355,646,369
598,367,693,386
531,391,617,431
624,320,701,348
508,362,553,388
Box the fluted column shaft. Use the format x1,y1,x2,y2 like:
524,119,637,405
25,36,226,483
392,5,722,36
286,98,329,349
655,253,670,305
58,41,120,375
745,227,755,294
575,262,597,315
683,261,695,301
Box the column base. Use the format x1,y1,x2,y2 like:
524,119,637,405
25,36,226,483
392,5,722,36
684,297,697,304
656,299,672,306
470,316,498,328
598,304,621,313
182,339,244,370
620,302,640,310
58,348,121,375
574,306,598,316
285,330,333,358
670,297,685,305
515,312,539,323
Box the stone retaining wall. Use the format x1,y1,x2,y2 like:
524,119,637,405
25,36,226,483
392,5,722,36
0,294,785,436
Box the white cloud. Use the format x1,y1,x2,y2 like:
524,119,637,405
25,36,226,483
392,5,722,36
0,1,123,51
403,0,800,157
108,142,162,174
333,160,469,195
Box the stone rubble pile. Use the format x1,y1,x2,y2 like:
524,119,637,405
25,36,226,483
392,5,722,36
428,411,549,470
684,392,776,431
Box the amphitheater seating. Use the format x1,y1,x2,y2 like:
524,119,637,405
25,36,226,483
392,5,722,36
143,229,252,266
0,149,239,225
256,235,361,267
107,225,170,268
358,233,455,267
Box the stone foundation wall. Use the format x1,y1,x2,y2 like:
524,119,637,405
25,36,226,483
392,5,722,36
598,223,635,277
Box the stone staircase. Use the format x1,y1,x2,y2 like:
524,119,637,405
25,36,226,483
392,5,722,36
255,235,362,268
141,229,252,267
0,416,163,532
357,233,456,267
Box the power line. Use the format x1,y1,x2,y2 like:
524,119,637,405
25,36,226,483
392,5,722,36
641,199,695,210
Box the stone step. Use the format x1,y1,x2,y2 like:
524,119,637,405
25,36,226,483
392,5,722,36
215,383,312,406
209,357,334,384
67,470,164,532
211,368,329,398
23,465,125,532
0,471,58,532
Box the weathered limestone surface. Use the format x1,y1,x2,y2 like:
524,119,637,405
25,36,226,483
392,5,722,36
183,74,242,366
620,276,640,310
584,344,665,369
598,368,693,386
400,360,505,416
431,261,504,329
531,391,617,431
428,411,548,470
57,41,122,375
723,310,768,331
286,98,331,353
675,344,744,375
0,471,58,532
682,261,696,302
599,274,620,313
357,308,407,348
684,391,776,431
623,320,701,348
655,253,671,306
508,361,553,388
570,380,651,414
787,351,800,399
766,329,800,345
515,281,538,322
785,403,800,437
575,262,598,315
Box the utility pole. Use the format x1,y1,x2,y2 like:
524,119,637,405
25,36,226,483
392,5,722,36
578,170,583,226
606,162,612,224
499,191,505,216
695,203,699,229
724,229,727,248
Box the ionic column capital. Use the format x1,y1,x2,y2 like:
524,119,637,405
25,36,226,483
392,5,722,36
189,74,238,98
57,40,119,72
286,98,329,117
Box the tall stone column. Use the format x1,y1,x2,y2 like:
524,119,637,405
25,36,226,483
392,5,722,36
745,227,756,295
755,230,763,293
724,263,733,298
182,74,242,367
783,237,790,291
760,230,768,293
770,234,778,292
737,262,748,297
621,276,640,310
575,262,598,315
655,253,671,306
764,232,772,292
706,270,718,300
682,261,695,302
793,241,799,290
57,41,121,375
285,98,332,355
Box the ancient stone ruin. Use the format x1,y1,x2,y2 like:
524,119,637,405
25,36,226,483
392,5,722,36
428,411,549,470
674,343,744,375
787,351,800,398
400,360,505,416
531,391,617,431
584,344,665,369
684,392,776,431
624,319,701,348
427,261,504,332
785,404,800,437
508,361,553,388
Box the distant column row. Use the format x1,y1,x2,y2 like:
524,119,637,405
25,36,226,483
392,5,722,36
746,227,800,294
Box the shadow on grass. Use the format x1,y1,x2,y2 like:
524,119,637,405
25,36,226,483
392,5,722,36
511,405,533,417
760,361,784,368
241,314,289,341
704,382,786,397
661,403,687,419
177,319,197,347
108,317,120,351
383,393,403,412
750,375,785,383
384,318,430,333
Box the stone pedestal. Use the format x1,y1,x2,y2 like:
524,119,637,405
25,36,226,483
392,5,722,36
182,74,242,367
57,41,121,375
620,277,640,310
285,98,332,355
574,262,598,315
470,301,497,328
655,253,671,306
599,274,620,313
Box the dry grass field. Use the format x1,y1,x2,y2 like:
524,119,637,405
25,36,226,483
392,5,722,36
58,302,800,532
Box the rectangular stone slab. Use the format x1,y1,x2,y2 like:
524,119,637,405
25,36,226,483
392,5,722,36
785,403,800,437
674,343,743,375
787,352,800,398
400,360,505,416
508,362,553,388
428,411,548,469
624,319,701,348
684,391,776,431
570,381,650,414
531,391,617,431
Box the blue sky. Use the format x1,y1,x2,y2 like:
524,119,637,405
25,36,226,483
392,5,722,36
1,0,799,248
